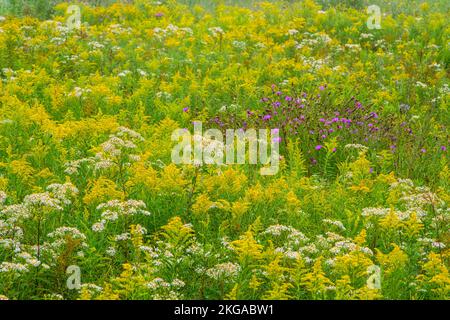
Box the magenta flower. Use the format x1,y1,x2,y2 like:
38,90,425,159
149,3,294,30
272,137,282,143
441,146,447,152
315,145,323,150
183,107,189,112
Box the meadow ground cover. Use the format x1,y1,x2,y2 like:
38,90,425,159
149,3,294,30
0,0,448,300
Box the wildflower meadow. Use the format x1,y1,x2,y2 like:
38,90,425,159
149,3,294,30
0,0,449,302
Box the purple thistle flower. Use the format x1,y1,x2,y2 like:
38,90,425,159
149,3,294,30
272,137,282,143
315,145,323,150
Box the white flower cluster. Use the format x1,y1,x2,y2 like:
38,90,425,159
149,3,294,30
23,192,63,211
329,240,357,255
262,224,308,242
109,23,133,35
322,219,346,231
64,158,96,175
206,262,241,280
16,252,43,268
92,199,151,232
232,40,246,50
192,134,225,165
361,207,391,217
153,24,193,40
401,191,443,208
0,191,6,205
46,183,79,206
18,182,79,213
295,31,332,50
68,86,92,98
114,233,130,241
389,178,414,191
208,26,224,37
118,70,131,77
47,227,86,241
65,127,144,174
345,143,369,152
80,283,103,295
262,224,293,236
344,43,361,52
147,277,185,290
298,244,318,255
261,224,310,260
0,262,29,273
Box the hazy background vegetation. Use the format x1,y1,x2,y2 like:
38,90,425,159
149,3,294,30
0,0,449,19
